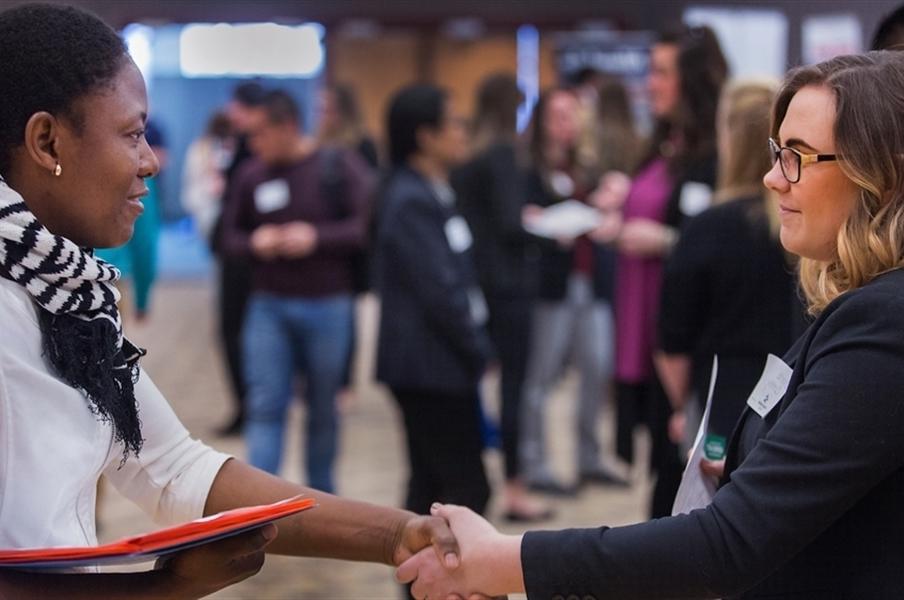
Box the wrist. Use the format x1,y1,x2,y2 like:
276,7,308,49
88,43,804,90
480,534,525,596
385,511,414,566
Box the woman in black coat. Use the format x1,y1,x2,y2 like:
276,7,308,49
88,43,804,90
400,50,904,600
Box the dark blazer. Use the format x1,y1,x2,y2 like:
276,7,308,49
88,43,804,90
525,167,616,302
374,166,492,394
451,142,537,299
521,268,904,599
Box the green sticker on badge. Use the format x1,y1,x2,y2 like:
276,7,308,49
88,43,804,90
704,434,726,460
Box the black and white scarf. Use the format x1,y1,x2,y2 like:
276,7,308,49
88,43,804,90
0,177,144,460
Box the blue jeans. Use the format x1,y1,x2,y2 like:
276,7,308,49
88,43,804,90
242,292,353,493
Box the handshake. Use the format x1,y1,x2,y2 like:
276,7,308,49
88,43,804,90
397,503,525,600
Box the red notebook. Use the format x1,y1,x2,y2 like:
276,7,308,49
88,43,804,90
0,495,316,569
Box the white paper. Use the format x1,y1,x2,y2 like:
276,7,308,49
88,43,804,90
746,353,793,418
672,356,719,516
523,199,602,239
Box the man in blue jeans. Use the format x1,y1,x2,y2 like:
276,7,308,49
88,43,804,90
220,89,372,493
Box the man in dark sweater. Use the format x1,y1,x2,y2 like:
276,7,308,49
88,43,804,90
220,90,372,493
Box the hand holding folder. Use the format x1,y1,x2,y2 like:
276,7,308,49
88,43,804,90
0,495,316,569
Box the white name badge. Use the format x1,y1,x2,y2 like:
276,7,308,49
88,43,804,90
679,181,713,217
254,179,290,214
746,353,793,418
444,216,473,253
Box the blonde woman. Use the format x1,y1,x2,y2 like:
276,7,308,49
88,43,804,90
401,50,904,599
655,81,802,457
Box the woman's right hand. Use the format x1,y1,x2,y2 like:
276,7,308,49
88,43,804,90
157,523,277,598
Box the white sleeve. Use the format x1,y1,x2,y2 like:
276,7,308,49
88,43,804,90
103,370,232,525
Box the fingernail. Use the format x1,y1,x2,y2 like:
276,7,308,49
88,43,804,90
431,502,441,512
444,552,459,569
261,524,278,542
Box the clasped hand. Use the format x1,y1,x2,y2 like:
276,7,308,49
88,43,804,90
250,221,318,260
396,503,521,600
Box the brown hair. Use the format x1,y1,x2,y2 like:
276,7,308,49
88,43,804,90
772,52,904,314
471,72,523,154
595,75,640,174
641,24,728,177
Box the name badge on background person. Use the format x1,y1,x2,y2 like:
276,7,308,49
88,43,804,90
679,181,713,217
746,354,793,418
444,216,473,253
254,179,290,214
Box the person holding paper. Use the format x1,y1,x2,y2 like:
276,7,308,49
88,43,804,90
399,50,904,598
518,87,626,495
0,5,460,598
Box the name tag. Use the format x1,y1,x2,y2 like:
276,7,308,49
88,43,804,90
746,354,793,418
254,179,290,214
444,216,473,253
679,181,713,217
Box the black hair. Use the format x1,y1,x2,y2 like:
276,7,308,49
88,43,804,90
0,3,128,176
386,84,447,166
261,89,302,128
232,81,266,107
873,4,904,50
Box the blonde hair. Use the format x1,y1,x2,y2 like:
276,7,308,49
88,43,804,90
773,52,904,315
715,80,780,236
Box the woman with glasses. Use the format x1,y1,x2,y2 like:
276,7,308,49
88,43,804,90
400,50,904,599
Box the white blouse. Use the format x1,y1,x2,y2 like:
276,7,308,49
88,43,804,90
0,278,230,550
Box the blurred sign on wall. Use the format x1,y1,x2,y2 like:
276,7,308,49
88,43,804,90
684,7,788,79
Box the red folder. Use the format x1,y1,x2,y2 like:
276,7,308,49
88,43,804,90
0,495,316,569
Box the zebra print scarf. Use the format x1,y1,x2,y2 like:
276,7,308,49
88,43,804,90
0,177,144,460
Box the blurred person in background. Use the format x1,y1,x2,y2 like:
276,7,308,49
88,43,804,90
220,89,372,494
95,119,166,323
212,81,266,437
317,82,379,169
181,111,235,244
872,3,904,50
452,73,551,522
375,84,493,516
610,24,727,518
315,82,378,411
518,87,626,495
656,81,800,465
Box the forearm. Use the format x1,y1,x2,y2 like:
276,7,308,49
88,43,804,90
205,459,411,565
0,569,184,600
653,351,691,409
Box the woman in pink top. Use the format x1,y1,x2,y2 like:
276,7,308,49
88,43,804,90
610,25,727,517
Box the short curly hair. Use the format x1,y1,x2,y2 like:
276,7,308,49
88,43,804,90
0,3,127,175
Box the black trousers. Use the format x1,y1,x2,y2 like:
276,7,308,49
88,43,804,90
616,378,684,519
486,293,532,480
218,256,251,421
392,387,491,516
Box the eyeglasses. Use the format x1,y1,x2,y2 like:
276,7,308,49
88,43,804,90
768,138,838,183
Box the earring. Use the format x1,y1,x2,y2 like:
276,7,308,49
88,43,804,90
53,163,62,177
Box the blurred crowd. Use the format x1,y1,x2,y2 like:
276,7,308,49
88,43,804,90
164,21,821,524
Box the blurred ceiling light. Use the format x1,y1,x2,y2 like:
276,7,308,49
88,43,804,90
517,24,539,133
180,22,325,78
